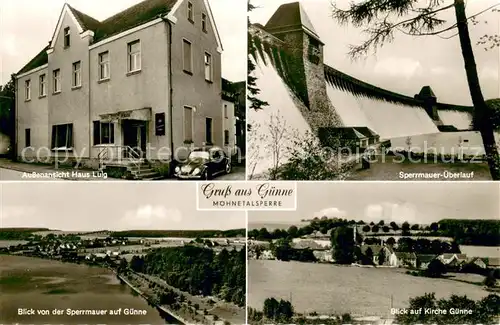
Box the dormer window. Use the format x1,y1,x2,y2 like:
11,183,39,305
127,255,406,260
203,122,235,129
187,2,194,22
202,13,207,32
64,27,71,48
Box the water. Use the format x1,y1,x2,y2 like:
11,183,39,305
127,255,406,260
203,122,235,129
0,255,170,325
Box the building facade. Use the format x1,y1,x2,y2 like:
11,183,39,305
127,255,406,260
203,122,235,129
15,0,224,169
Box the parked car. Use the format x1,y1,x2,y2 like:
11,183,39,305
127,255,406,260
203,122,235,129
174,147,231,180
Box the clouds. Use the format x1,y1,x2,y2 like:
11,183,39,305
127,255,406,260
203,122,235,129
2,206,37,219
313,207,346,219
364,202,418,224
249,0,499,105
120,205,183,230
373,57,423,80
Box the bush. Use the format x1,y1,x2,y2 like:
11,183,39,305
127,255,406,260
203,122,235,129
154,163,170,178
273,131,352,180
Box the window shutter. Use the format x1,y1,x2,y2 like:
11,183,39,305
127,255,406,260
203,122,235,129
110,123,115,144
93,121,100,145
67,124,74,148
51,125,56,148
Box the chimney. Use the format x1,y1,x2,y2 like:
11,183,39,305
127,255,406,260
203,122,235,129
263,2,342,131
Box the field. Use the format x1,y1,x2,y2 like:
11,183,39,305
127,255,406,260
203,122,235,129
0,255,164,325
0,240,28,247
248,260,491,317
460,245,500,258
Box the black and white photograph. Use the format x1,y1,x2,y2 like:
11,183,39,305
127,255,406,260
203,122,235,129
0,182,246,325
247,182,500,324
0,0,246,181
247,0,500,181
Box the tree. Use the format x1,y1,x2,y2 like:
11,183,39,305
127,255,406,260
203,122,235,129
247,1,268,112
266,113,291,180
378,220,385,226
382,225,390,233
0,76,16,159
365,247,374,262
275,130,351,180
378,248,386,265
263,297,279,320
483,271,497,288
331,226,355,264
402,221,410,232
371,225,380,233
386,237,396,246
362,225,371,232
430,222,439,232
332,0,500,180
287,225,298,238
425,259,447,278
277,299,294,322
411,224,420,231
390,221,399,231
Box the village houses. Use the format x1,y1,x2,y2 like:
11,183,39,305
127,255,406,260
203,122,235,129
14,0,241,178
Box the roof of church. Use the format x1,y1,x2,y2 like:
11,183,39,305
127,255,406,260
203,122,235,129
265,2,321,41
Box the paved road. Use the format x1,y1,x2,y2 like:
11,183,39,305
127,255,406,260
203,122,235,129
216,166,246,180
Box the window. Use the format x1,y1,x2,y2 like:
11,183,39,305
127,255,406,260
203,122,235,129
24,80,31,100
224,130,229,145
99,51,110,80
72,61,81,88
53,69,61,93
39,74,46,97
93,121,115,145
187,2,193,22
308,37,321,64
64,27,71,47
202,13,207,32
204,52,212,81
224,104,228,118
183,39,192,73
51,124,73,149
25,129,31,147
205,117,213,144
184,106,193,142
128,40,141,72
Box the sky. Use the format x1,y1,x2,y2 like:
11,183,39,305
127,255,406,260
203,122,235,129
0,182,246,231
249,182,500,225
249,0,500,105
0,0,246,84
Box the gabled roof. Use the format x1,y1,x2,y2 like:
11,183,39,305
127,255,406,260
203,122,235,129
265,2,321,42
292,240,327,250
417,254,437,263
441,253,467,260
91,0,177,43
17,46,49,75
68,4,101,32
20,0,222,76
